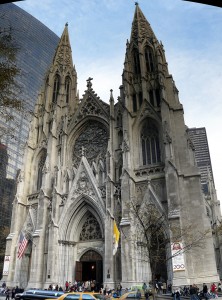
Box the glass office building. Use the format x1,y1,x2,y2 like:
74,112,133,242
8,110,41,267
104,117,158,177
188,127,214,193
0,3,59,179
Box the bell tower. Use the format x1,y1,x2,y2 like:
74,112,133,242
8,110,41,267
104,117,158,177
119,3,219,287
122,3,168,114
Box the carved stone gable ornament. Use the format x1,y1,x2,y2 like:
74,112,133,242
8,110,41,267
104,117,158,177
72,170,95,199
140,103,154,119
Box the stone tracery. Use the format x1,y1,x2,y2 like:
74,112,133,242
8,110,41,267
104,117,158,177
79,213,102,241
72,120,108,168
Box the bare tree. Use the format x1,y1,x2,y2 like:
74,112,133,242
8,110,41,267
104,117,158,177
122,196,211,281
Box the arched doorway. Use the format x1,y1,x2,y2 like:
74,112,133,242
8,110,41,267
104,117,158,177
75,250,103,288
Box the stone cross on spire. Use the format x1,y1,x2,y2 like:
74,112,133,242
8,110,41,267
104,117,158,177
86,77,93,90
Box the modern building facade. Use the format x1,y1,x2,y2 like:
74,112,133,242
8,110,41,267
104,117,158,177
188,127,214,192
3,4,221,289
0,144,15,278
0,3,59,179
188,127,222,276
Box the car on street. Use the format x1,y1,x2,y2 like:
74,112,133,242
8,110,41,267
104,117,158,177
46,292,105,300
15,289,64,300
116,292,142,300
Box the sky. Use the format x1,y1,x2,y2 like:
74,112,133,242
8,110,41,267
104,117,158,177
15,0,222,202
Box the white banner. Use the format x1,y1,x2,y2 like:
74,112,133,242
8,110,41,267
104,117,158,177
171,242,185,272
3,256,10,275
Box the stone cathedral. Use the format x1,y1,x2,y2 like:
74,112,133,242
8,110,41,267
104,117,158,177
3,4,221,289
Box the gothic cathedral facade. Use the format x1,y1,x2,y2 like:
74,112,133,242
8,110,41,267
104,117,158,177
3,4,221,289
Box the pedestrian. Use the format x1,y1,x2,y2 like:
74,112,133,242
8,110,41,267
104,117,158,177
190,284,199,300
211,283,218,298
11,288,15,300
2,282,6,292
117,283,122,297
155,281,159,294
145,291,149,300
136,290,141,299
5,287,10,300
203,283,209,300
158,280,163,294
162,282,166,294
142,283,147,292
168,283,172,294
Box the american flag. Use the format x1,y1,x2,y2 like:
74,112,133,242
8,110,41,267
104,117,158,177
17,232,28,259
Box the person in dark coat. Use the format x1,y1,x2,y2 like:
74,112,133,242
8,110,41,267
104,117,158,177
11,288,15,300
5,288,10,300
145,291,149,300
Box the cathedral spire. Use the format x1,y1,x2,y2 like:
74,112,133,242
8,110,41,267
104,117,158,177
52,22,73,68
130,3,157,44
122,4,170,113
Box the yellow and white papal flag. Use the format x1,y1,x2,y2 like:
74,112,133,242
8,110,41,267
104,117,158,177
113,220,120,255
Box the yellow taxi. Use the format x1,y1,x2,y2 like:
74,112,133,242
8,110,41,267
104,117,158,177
47,292,104,300
116,292,143,300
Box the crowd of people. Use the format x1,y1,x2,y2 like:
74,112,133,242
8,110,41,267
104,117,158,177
46,280,121,297
1,279,222,300
0,282,24,300
171,282,222,300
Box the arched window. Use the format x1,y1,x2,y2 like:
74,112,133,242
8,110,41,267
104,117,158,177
149,89,161,107
52,74,60,104
37,149,47,190
132,94,137,112
155,89,161,107
45,76,49,104
79,213,102,241
65,76,71,103
118,130,123,148
139,92,143,107
149,90,154,106
117,112,122,128
141,119,161,165
145,46,155,73
132,48,141,75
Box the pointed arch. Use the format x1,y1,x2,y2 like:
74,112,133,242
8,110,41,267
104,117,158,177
149,88,161,107
144,45,155,73
52,73,60,104
44,76,50,104
65,75,71,103
36,148,47,190
58,195,105,242
139,91,143,107
118,130,123,149
141,118,161,165
132,47,141,75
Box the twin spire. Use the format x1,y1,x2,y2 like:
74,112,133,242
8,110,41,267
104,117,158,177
130,3,157,44
52,22,73,68
51,4,158,93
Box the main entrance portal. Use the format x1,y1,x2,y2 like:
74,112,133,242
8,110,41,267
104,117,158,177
76,250,103,287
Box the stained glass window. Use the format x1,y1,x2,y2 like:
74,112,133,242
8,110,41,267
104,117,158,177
79,214,102,241
141,119,161,165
